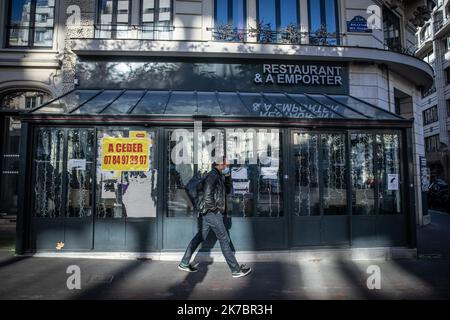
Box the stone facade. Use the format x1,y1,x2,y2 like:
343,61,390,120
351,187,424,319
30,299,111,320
0,0,435,225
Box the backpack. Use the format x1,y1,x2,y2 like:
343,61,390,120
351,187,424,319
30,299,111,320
185,173,207,209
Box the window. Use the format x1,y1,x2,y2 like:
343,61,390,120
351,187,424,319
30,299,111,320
0,90,51,110
141,0,173,39
394,96,401,115
6,0,55,48
351,132,402,215
256,0,299,42
376,134,401,215
95,129,158,219
445,37,450,52
308,0,339,45
425,134,440,153
294,132,347,216
383,5,402,51
419,24,432,44
32,128,97,218
423,106,438,125
422,50,435,64
214,0,246,41
447,100,450,116
96,0,131,39
446,67,450,85
167,128,283,218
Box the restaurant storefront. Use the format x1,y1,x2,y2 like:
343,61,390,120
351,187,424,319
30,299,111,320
15,58,416,253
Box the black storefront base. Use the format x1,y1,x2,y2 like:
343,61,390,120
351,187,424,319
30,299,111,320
15,114,417,254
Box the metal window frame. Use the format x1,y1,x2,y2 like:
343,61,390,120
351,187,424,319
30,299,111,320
256,0,300,30
307,0,340,45
6,0,56,49
214,0,247,28
96,0,133,39
140,0,174,33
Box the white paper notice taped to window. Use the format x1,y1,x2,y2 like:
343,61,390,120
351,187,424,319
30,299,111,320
387,174,399,191
233,181,250,195
68,159,86,170
231,167,248,180
261,167,279,180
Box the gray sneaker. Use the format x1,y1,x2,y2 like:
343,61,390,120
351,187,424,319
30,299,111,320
178,263,198,273
232,265,252,278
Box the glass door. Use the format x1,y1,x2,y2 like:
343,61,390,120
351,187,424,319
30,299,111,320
164,127,287,251
94,128,158,251
31,127,95,250
290,130,349,247
350,131,406,247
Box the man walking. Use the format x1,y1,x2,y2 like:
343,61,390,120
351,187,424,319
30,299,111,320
178,158,252,278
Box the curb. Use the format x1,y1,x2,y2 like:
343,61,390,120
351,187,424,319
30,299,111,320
24,247,417,262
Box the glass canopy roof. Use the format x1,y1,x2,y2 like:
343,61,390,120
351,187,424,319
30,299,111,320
31,89,406,121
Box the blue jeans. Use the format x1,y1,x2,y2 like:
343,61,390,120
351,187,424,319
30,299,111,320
181,212,240,273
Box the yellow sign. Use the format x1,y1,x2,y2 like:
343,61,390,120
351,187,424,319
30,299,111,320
101,137,150,172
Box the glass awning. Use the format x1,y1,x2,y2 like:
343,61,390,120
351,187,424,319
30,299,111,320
30,89,406,121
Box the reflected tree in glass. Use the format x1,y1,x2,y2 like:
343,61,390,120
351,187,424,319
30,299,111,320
67,129,95,218
294,133,320,216
322,133,347,215
377,134,401,215
33,128,64,217
351,133,375,215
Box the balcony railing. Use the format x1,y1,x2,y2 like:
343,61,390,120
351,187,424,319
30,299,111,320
384,41,418,57
422,83,437,98
93,24,175,40
84,23,417,57
207,23,343,46
6,25,54,47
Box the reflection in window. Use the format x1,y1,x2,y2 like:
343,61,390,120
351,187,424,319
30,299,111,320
226,129,283,217
294,132,320,216
0,90,51,110
377,134,401,215
308,0,339,45
33,128,64,217
167,130,225,217
253,130,283,217
167,128,283,217
322,133,347,215
7,0,55,47
168,131,194,217
96,129,158,218
97,0,131,38
141,0,173,40
383,5,401,51
67,129,95,218
214,0,246,41
351,133,375,215
256,0,299,42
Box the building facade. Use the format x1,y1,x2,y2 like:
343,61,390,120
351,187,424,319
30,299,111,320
416,0,450,182
0,0,433,254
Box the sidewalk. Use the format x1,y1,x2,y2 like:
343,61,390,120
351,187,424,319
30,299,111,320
0,211,449,300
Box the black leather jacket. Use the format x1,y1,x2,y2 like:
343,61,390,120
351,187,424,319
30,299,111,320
197,168,229,216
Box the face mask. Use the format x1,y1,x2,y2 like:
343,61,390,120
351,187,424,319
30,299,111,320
222,167,230,175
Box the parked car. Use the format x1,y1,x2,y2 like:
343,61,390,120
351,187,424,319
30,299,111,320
428,177,450,212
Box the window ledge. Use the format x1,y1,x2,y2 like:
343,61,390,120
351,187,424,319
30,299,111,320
0,48,58,54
